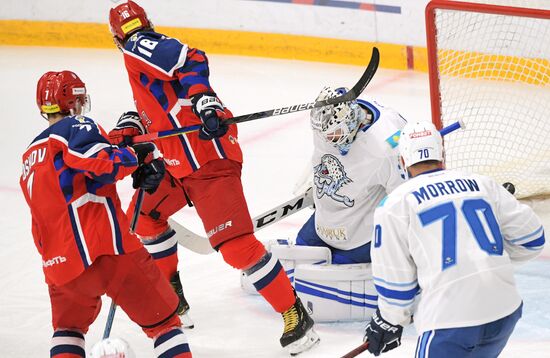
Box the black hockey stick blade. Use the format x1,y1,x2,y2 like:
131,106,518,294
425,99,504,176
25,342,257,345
315,46,380,108
226,46,380,125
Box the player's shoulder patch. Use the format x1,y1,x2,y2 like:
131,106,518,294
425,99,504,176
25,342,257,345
385,129,401,148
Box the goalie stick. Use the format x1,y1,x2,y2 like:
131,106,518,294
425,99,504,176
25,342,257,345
132,47,380,143
169,187,314,254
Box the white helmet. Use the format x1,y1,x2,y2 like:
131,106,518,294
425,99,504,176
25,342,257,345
91,337,135,358
398,120,443,168
310,87,368,155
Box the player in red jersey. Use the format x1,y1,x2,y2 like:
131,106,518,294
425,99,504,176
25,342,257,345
20,70,192,358
108,1,319,353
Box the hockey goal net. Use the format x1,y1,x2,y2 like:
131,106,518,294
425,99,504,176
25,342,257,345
426,0,550,198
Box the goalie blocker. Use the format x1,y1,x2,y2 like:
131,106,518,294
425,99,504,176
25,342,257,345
241,241,377,322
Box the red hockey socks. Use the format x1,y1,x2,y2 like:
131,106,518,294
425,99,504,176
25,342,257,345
141,228,179,280
50,330,85,357
245,252,296,312
154,328,192,357
220,235,296,313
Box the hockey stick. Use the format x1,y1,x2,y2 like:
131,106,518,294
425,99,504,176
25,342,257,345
99,189,145,342
340,342,369,358
131,47,380,143
129,188,145,233
102,300,117,340
169,187,314,254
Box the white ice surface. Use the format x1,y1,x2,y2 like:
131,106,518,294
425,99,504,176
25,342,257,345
1,46,549,357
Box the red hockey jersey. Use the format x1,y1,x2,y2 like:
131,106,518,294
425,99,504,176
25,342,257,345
120,31,243,178
20,115,143,286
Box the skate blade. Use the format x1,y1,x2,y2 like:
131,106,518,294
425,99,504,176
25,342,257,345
287,329,320,356
180,311,195,329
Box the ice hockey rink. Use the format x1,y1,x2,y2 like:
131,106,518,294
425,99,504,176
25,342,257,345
1,45,549,357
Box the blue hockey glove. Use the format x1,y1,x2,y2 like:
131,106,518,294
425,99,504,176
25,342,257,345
191,93,229,140
364,308,403,356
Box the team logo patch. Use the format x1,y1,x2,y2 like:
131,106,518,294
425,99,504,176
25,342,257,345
72,116,94,132
313,154,354,207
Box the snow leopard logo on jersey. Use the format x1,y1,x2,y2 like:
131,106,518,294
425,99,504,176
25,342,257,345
313,154,354,207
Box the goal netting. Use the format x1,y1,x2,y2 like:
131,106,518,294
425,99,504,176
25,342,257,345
426,0,550,198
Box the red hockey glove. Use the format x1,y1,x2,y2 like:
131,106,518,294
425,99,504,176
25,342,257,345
191,93,229,141
108,111,146,147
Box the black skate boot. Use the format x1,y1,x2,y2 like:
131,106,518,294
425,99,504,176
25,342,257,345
170,271,194,329
280,296,320,356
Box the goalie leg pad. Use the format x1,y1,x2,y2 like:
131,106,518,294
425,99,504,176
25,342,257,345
240,241,331,294
270,242,332,284
294,263,377,322
51,329,85,357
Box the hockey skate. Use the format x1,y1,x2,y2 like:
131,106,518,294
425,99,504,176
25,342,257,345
170,271,194,329
280,296,320,356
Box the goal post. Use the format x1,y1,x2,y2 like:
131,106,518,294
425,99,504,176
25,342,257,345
425,0,550,198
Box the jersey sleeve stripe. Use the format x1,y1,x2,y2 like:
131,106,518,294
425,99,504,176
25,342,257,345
509,225,544,244
174,44,189,75
521,233,545,250
378,295,415,307
373,276,418,288
375,284,420,301
50,134,113,159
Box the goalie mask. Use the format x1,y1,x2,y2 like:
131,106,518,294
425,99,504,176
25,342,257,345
36,71,90,119
109,0,153,47
398,120,443,168
310,87,368,155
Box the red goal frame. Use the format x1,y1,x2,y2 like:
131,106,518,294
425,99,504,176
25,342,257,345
425,0,550,130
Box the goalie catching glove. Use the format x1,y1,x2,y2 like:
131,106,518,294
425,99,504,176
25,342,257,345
131,142,165,194
364,308,403,356
108,111,146,147
191,93,229,140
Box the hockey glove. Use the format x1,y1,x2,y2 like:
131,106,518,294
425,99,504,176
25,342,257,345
108,111,146,147
131,143,165,194
191,93,229,140
364,308,403,356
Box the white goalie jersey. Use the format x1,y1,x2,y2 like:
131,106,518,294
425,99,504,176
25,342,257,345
312,96,407,250
372,169,545,334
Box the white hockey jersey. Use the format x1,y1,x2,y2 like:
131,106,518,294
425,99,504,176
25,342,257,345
372,169,545,334
312,97,407,250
